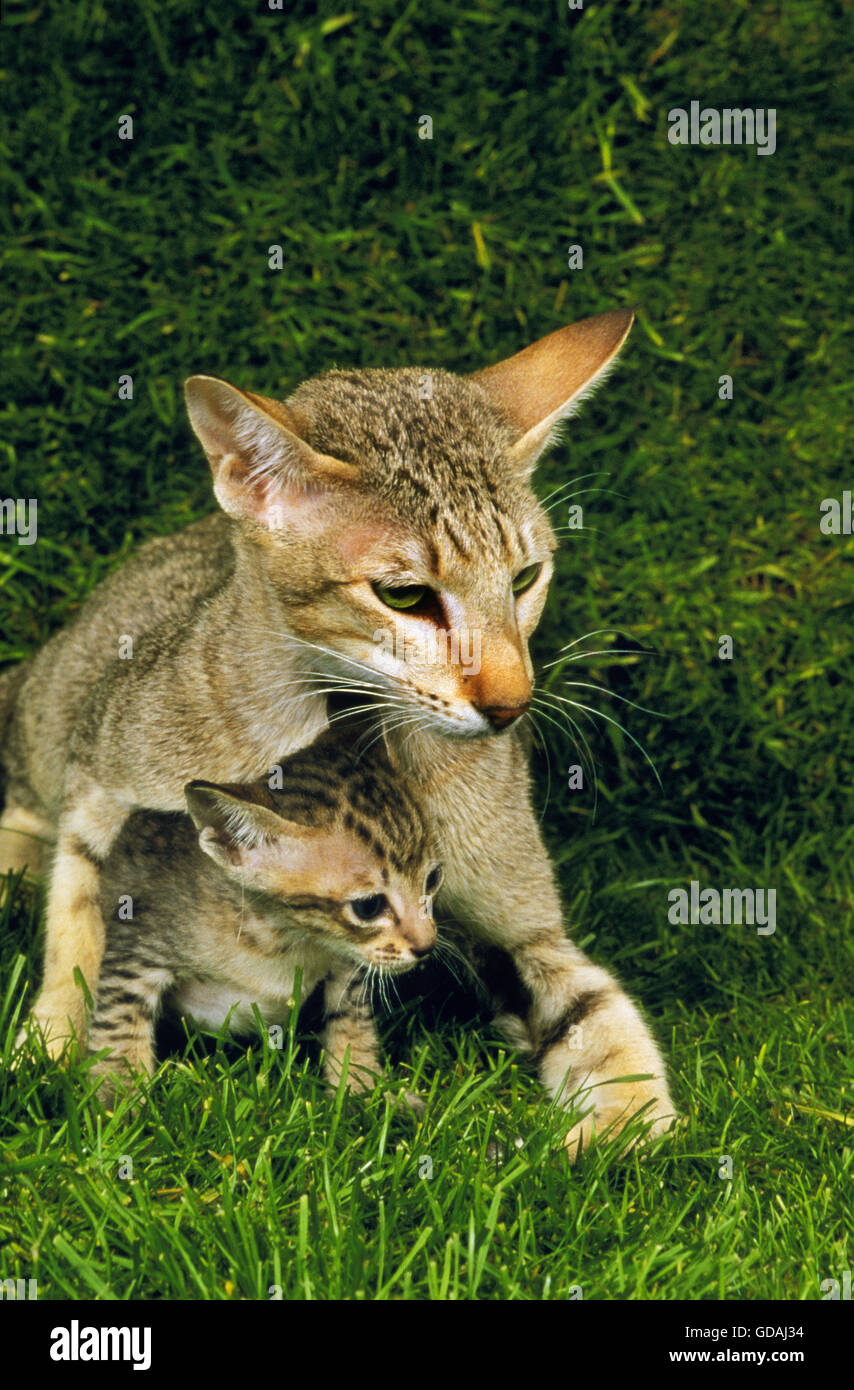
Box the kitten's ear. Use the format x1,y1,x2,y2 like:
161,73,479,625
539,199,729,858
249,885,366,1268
184,376,359,527
185,780,314,872
472,308,634,476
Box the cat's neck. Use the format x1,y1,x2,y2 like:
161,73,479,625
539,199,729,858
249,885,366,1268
198,541,328,769
390,722,494,786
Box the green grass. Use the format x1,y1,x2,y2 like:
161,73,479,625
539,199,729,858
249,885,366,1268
1,0,852,1300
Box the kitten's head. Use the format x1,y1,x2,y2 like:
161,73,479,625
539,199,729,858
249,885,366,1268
184,730,440,973
185,310,632,740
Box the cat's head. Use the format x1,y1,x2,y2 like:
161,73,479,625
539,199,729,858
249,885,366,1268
184,735,441,973
185,310,632,740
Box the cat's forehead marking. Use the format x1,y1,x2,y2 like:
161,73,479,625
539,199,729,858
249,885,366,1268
287,367,542,568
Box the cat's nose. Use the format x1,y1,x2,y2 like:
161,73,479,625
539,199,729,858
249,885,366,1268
478,702,529,730
410,941,435,959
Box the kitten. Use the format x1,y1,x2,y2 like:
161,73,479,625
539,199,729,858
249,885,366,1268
88,725,442,1103
1,308,675,1156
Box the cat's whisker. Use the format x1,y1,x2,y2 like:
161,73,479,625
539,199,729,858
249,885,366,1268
544,484,627,517
538,470,612,510
523,710,552,822
351,711,406,760
554,627,645,655
354,710,425,762
400,716,435,752
554,680,668,719
541,646,653,671
531,694,600,822
541,690,664,791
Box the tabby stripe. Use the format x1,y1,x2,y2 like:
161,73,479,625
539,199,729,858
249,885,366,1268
68,835,106,869
530,989,610,1067
442,518,471,558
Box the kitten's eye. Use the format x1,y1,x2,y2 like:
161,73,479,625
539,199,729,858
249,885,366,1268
350,893,388,922
425,864,443,895
512,564,541,596
372,582,430,612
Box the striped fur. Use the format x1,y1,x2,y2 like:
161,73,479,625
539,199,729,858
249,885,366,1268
3,311,674,1154
86,725,441,1103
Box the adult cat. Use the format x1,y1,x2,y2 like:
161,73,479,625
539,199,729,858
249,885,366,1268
0,308,674,1155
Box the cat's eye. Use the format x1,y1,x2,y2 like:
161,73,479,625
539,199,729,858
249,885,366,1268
511,563,541,596
350,893,388,922
372,581,430,612
425,864,444,895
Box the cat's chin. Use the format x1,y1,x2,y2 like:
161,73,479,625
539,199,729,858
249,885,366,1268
401,710,493,743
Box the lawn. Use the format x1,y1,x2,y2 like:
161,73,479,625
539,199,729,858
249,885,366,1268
0,0,852,1301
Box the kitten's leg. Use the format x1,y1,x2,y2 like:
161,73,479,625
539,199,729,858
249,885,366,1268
87,935,173,1104
19,773,129,1057
322,967,424,1115
442,809,675,1160
322,967,381,1096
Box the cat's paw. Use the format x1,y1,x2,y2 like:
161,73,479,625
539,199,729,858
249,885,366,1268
564,1076,676,1163
13,1010,82,1065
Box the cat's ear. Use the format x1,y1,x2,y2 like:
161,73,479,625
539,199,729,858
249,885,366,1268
184,376,359,527
185,780,316,873
472,308,634,476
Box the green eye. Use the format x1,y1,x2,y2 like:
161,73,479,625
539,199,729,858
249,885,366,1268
512,564,540,595
373,582,430,611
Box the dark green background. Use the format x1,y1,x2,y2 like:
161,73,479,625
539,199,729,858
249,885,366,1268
0,0,851,1301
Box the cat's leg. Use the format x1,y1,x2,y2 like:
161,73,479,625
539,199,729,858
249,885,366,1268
322,967,381,1095
494,934,673,1159
19,771,130,1057
0,803,54,882
87,933,174,1104
441,810,675,1160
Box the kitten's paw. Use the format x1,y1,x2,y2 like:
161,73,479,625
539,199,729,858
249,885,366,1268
485,1135,524,1163
492,1011,534,1053
89,1058,147,1111
396,1089,426,1119
564,1076,676,1163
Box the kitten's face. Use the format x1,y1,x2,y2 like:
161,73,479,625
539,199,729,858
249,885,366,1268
244,834,442,975
185,310,633,739
186,756,441,974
